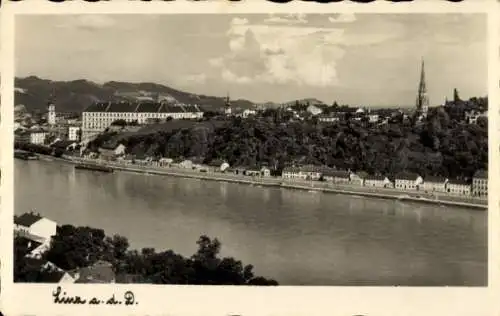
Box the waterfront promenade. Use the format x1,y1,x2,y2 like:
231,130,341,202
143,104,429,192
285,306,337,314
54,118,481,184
58,155,487,210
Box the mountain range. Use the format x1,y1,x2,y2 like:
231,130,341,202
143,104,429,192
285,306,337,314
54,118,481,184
14,76,329,114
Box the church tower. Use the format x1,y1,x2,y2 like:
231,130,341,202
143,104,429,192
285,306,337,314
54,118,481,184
224,93,232,116
47,95,56,126
415,59,429,118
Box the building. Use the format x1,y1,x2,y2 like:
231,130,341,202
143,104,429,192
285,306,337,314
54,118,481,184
317,114,340,123
465,110,487,124
368,114,379,123
423,176,448,193
68,126,81,141
98,143,126,160
71,260,116,284
14,212,57,242
350,171,368,185
47,102,56,126
395,172,423,190
260,166,271,177
81,101,204,141
365,175,393,188
16,236,44,258
21,258,76,283
446,179,471,196
282,165,323,181
29,129,48,145
322,169,351,184
306,105,323,116
415,59,429,118
473,170,488,197
242,109,256,118
224,94,232,116
245,168,262,177
244,166,271,177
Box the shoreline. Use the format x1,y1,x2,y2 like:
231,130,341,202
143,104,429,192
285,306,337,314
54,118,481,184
28,154,487,211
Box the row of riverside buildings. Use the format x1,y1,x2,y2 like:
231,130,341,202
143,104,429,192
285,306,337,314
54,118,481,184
83,141,488,199
281,165,488,197
82,101,203,141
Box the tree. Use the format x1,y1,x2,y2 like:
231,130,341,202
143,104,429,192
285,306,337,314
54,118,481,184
30,225,279,285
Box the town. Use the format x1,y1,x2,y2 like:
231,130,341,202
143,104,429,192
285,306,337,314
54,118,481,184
14,61,488,205
12,12,489,289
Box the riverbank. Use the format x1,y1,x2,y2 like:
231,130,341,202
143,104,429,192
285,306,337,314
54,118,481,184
47,155,487,210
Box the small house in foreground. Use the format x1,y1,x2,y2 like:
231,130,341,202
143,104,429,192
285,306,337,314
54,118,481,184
14,212,57,242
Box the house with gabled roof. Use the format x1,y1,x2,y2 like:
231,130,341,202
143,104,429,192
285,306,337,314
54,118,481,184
322,169,351,184
423,176,448,193
21,258,76,284
447,179,471,196
472,170,488,197
98,143,126,161
395,172,423,191
351,171,369,186
282,165,323,181
15,235,50,259
14,212,57,242
364,175,393,188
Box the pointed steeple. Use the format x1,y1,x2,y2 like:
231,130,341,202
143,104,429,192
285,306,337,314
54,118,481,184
416,58,429,118
418,58,427,94
224,92,232,115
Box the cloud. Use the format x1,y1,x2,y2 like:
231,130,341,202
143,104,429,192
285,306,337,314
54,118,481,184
264,14,308,25
184,73,207,84
213,20,346,87
55,15,116,30
221,69,252,84
231,17,249,26
209,57,224,67
328,14,356,23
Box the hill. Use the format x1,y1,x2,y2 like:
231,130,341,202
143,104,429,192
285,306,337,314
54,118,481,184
14,76,257,114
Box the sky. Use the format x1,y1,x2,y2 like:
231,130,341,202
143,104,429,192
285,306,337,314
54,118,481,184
15,14,486,106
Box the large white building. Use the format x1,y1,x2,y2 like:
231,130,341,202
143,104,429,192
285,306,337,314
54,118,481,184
473,170,488,197
81,101,204,141
68,126,81,141
14,212,57,242
29,129,48,145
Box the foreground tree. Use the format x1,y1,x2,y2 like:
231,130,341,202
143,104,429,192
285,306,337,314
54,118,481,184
18,225,278,285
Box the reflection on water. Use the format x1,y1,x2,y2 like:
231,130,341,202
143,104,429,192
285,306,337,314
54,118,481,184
15,160,487,286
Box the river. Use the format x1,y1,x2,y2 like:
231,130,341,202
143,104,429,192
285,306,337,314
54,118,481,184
15,159,487,286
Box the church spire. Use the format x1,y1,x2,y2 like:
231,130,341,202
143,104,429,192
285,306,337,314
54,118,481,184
416,58,429,118
418,58,426,94
224,92,232,116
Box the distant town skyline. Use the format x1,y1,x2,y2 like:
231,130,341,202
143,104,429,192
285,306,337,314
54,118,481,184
16,14,486,106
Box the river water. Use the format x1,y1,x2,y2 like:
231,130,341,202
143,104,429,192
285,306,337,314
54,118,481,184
15,159,487,286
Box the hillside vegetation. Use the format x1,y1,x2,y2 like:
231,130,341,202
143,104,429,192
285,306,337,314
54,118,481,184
89,96,488,180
